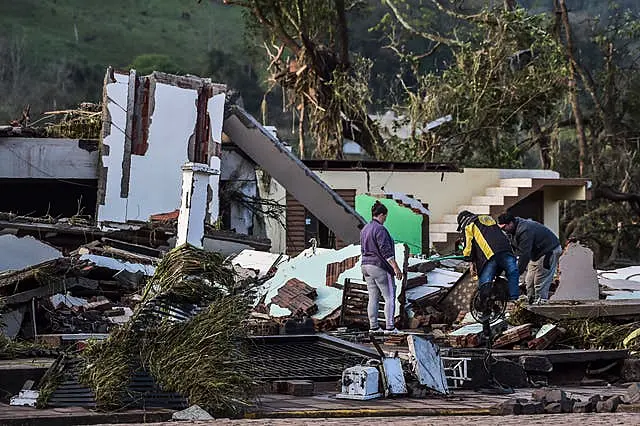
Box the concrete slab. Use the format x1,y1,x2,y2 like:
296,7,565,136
552,242,599,301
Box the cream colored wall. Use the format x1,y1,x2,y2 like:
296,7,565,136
543,186,587,237
312,168,502,223
543,191,560,237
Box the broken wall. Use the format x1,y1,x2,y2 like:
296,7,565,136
256,170,286,254
97,69,225,228
220,148,259,235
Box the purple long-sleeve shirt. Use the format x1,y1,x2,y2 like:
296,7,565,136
360,219,395,274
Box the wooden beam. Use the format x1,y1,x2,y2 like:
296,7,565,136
526,300,640,321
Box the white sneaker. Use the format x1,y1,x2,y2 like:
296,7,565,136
384,328,400,335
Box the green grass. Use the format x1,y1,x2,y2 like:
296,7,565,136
3,0,247,76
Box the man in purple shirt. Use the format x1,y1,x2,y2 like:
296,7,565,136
360,201,403,334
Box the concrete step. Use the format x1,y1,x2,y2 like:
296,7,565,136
499,178,533,188
441,214,460,224
486,186,520,197
457,205,491,215
471,195,504,206
429,232,449,243
429,223,459,233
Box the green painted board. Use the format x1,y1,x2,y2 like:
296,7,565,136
356,194,424,254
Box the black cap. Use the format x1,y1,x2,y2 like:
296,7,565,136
456,210,476,232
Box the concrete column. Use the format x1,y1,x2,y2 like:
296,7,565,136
177,162,220,248
543,189,560,237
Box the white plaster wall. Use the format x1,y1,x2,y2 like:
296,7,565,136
256,170,286,254
99,72,130,224
98,72,225,227
208,92,225,224
0,138,98,179
126,82,199,222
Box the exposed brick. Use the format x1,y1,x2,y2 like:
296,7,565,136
325,256,360,287
287,380,314,397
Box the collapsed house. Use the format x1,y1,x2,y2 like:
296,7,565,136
1,68,640,421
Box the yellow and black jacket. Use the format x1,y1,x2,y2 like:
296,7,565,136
462,215,513,274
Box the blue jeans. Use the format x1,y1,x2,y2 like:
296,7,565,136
478,252,520,300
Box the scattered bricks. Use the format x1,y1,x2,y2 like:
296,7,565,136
35,334,62,348
490,398,522,415
605,395,623,411
596,395,622,413
618,404,640,413
520,356,553,373
544,402,562,414
287,380,314,397
532,388,547,403
572,401,594,413
492,324,532,349
284,278,317,299
527,324,565,350
521,402,544,415
531,388,565,404
545,389,567,404
622,382,640,404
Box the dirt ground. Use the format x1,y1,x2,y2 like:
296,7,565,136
99,413,640,425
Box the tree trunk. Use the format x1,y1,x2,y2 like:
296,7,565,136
558,0,588,177
298,101,305,159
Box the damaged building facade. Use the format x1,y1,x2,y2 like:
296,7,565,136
3,68,640,422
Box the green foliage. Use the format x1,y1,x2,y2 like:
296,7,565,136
80,245,257,415
381,6,569,166
0,0,249,121
129,54,181,75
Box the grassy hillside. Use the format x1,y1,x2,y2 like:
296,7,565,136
0,0,251,120
4,0,246,73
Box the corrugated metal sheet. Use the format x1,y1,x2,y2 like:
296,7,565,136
47,357,188,409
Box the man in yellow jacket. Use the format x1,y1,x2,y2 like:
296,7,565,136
457,210,520,301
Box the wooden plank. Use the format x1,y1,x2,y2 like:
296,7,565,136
526,300,640,321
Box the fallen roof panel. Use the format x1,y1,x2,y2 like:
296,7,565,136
223,106,366,244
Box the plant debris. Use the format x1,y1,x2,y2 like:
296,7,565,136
77,244,257,416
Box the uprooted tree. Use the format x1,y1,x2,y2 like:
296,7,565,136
224,0,640,264
220,0,382,159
